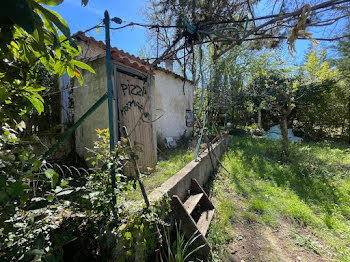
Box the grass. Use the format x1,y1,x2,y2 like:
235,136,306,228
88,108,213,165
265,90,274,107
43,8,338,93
128,147,194,201
207,135,350,261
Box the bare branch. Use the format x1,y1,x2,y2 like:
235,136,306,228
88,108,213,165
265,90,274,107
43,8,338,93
217,0,350,58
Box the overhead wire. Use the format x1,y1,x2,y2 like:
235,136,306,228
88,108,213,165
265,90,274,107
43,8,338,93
181,16,249,160
51,0,350,160
42,85,86,97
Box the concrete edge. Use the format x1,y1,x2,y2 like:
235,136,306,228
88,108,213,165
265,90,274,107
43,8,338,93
149,138,227,203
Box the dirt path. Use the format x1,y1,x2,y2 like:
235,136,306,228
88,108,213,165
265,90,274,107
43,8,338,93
211,194,329,262
220,218,328,262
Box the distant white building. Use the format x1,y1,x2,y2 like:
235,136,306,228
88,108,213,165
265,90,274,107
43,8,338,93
62,33,195,169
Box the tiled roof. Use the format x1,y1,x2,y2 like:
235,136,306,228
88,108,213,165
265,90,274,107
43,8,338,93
75,32,148,73
74,32,193,84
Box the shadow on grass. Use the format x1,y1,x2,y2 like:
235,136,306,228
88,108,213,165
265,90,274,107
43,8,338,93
227,135,350,220
127,147,194,201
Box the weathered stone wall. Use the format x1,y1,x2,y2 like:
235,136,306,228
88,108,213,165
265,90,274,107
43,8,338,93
73,57,109,160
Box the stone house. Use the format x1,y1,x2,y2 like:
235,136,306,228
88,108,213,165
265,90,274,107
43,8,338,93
61,33,195,170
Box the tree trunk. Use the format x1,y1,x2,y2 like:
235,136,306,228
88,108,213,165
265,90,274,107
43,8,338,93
258,108,262,129
280,116,289,157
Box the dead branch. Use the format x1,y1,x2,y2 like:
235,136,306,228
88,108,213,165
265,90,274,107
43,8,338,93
217,0,350,58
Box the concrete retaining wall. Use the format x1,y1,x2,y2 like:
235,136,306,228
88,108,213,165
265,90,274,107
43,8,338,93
111,139,227,261
149,138,227,202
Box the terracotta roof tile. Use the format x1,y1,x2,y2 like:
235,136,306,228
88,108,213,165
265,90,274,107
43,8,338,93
74,32,193,83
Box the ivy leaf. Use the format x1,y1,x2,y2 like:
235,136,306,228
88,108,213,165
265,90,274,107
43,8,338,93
60,180,69,187
32,12,46,53
74,60,95,73
23,93,44,115
32,1,71,39
53,61,67,76
54,186,63,193
17,120,26,132
31,197,46,202
0,87,11,104
67,65,75,78
124,231,132,240
39,56,54,72
50,31,60,49
25,85,46,92
68,38,78,50
57,189,74,196
10,41,20,58
44,169,58,188
47,194,54,202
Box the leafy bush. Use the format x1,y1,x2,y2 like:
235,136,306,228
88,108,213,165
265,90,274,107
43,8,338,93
0,124,75,261
0,127,167,261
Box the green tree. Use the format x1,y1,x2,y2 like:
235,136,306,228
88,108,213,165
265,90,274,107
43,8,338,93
333,36,350,141
0,0,94,124
0,1,97,260
247,70,297,155
295,48,347,140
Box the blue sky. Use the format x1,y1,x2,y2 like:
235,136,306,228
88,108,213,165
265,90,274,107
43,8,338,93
52,0,342,64
52,0,149,56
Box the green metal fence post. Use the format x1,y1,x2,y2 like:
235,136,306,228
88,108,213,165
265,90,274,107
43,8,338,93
104,10,117,220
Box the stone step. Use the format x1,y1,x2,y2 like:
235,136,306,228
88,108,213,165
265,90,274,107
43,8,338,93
183,193,203,214
197,209,215,236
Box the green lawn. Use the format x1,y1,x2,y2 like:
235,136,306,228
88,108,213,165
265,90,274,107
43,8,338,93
128,147,194,201
207,135,350,261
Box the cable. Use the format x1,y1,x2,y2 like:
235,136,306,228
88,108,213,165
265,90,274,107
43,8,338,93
110,22,180,30
106,0,348,31
42,85,86,97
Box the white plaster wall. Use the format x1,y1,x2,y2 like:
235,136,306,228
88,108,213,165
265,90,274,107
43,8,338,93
150,75,157,158
153,70,194,140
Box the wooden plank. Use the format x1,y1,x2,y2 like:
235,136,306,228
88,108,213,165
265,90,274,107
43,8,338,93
116,71,156,172
191,179,214,209
172,195,211,256
183,193,203,214
197,209,215,236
